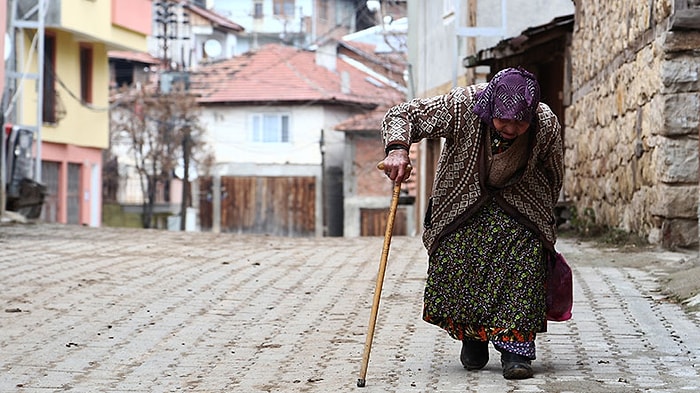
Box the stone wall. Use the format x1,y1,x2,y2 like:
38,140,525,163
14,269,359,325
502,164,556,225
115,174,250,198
565,0,699,248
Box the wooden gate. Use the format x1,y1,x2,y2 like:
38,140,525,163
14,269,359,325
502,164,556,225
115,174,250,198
199,176,316,236
360,207,407,236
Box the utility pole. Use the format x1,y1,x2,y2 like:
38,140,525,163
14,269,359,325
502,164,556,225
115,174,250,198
179,130,190,231
154,0,190,72
154,0,177,71
154,0,193,230
466,0,477,85
455,0,507,85
0,0,8,218
2,0,47,218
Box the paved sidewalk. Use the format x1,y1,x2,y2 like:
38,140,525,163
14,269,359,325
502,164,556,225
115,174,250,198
0,223,699,392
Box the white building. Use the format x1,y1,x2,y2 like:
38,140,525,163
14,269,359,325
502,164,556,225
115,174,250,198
191,42,404,236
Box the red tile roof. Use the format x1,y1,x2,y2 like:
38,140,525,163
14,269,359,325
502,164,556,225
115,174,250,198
190,43,404,108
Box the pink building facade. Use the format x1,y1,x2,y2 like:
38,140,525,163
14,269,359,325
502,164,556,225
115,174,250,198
40,143,103,226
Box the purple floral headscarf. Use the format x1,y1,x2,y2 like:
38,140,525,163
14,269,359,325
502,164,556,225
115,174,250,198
472,67,541,127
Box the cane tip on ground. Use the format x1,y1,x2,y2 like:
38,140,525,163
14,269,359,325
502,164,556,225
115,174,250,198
357,378,366,387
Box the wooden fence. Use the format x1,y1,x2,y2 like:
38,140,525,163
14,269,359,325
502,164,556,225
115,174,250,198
199,176,316,237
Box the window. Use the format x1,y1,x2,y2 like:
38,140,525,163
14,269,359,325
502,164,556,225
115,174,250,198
80,45,93,104
113,59,134,88
273,0,294,16
253,1,263,19
42,34,56,123
251,113,290,143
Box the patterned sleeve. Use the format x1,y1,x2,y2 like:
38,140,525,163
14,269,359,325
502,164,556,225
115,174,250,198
542,112,564,206
381,88,466,149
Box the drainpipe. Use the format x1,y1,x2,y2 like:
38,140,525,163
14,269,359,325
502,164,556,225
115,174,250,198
0,0,7,217
35,0,45,182
0,110,4,218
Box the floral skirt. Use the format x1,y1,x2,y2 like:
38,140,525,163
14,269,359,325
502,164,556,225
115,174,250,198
423,201,547,343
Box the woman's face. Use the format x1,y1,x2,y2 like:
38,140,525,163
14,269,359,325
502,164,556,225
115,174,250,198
492,118,529,140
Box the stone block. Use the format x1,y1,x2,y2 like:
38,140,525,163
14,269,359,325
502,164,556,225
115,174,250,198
663,31,700,53
660,218,699,248
641,96,664,137
651,184,699,218
661,58,700,93
629,49,662,106
592,96,609,126
639,151,656,185
662,93,700,135
619,163,636,197
653,136,699,183
627,186,656,231
648,227,662,244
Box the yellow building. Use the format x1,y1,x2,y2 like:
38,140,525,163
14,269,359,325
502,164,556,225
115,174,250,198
5,0,151,225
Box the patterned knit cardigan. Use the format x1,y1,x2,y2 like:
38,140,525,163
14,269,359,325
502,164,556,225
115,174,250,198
381,83,564,255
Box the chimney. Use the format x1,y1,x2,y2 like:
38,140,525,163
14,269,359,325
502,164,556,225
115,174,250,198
315,41,337,72
341,71,351,94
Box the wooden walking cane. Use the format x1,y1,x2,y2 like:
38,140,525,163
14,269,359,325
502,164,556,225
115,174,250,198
357,162,410,388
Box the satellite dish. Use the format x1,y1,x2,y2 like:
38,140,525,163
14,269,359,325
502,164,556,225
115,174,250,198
366,0,380,12
204,39,222,58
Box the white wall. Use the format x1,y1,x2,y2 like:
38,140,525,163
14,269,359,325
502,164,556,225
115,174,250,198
212,0,313,36
200,101,354,239
409,0,574,97
199,103,354,167
475,0,575,51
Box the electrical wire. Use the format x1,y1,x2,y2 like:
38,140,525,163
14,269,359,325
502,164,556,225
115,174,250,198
53,69,113,112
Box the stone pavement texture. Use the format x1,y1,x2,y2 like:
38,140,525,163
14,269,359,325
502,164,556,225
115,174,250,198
1,223,699,392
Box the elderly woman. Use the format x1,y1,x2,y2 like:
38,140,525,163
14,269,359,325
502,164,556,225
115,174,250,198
380,67,564,379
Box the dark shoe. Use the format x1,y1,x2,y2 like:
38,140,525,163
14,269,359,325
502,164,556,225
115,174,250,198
500,351,533,379
460,340,489,370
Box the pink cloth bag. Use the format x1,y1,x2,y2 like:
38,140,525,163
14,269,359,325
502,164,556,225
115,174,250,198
546,251,573,321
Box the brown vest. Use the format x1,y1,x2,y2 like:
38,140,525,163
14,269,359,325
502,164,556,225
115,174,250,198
487,130,529,188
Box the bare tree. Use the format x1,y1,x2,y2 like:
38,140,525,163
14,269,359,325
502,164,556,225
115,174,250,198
110,83,209,229
168,87,210,230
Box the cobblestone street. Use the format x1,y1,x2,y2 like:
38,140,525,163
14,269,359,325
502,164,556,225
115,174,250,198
1,223,699,392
